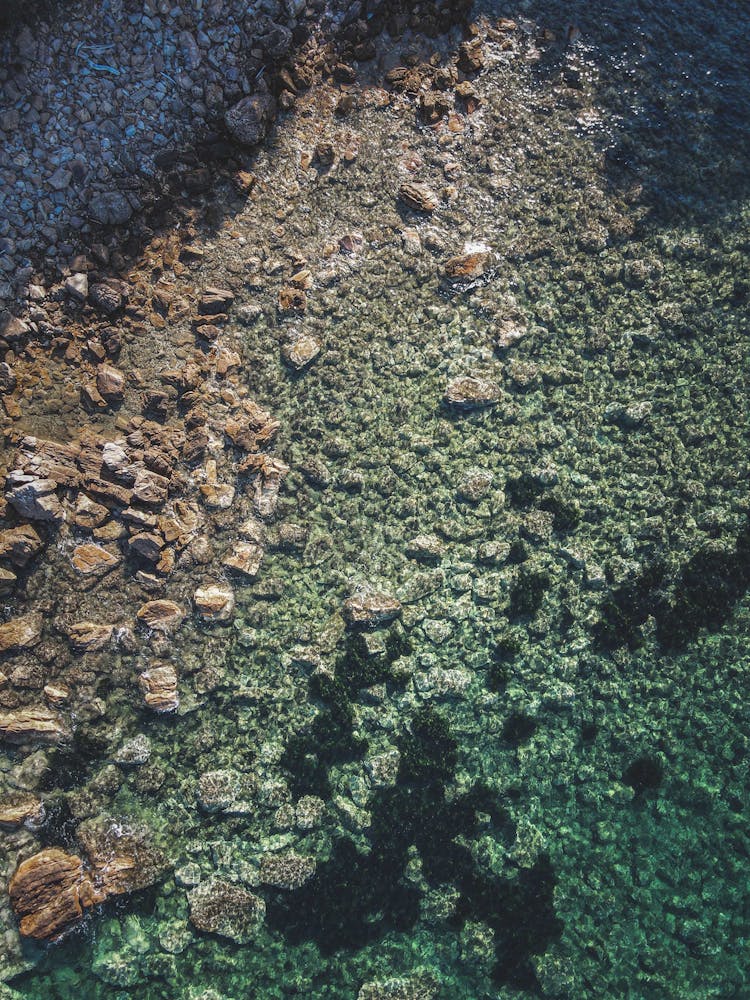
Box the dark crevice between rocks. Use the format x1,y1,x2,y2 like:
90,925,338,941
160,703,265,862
273,703,561,992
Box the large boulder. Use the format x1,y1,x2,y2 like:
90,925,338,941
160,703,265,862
188,878,265,943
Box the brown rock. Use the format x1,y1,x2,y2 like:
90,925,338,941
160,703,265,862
0,706,67,744
71,543,121,576
398,181,439,213
0,792,44,829
222,542,263,579
198,287,235,315
278,286,307,313
281,334,321,371
132,468,170,506
136,599,184,632
8,848,103,940
443,375,501,410
343,591,402,629
444,250,491,280
72,494,110,529
194,584,235,623
66,622,114,652
96,365,125,400
0,613,43,652
0,524,42,566
0,567,16,595
139,663,178,712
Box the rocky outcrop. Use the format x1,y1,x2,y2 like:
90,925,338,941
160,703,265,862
8,849,104,941
188,878,265,943
0,792,44,830
343,591,402,629
443,375,501,410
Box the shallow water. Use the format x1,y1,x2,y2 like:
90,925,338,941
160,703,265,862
7,0,750,997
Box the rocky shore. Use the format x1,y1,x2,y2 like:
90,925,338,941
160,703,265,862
1,0,750,997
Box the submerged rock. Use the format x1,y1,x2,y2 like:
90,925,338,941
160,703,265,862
136,600,185,633
222,542,263,578
188,878,265,943
258,852,316,890
66,622,114,652
193,584,235,623
9,848,104,941
443,376,501,410
0,792,44,829
281,333,322,371
139,663,179,712
0,614,43,653
398,181,439,213
343,591,402,628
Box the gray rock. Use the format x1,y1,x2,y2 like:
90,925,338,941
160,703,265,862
88,191,133,226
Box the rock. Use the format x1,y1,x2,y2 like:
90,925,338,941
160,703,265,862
89,282,125,315
71,543,121,576
278,286,307,313
457,468,494,502
0,361,17,391
398,181,439,213
444,375,501,410
196,769,253,814
132,468,170,506
198,287,235,316
365,749,401,788
96,365,125,400
129,532,164,563
222,542,263,579
444,250,491,280
225,92,275,147
405,535,444,562
139,663,179,712
495,321,527,351
88,191,133,226
358,974,440,1000
6,478,65,522
136,600,185,633
258,852,316,890
113,734,151,767
199,482,235,509
9,848,103,941
72,494,110,529
64,273,88,301
0,707,67,744
0,792,44,829
295,795,326,830
281,333,321,371
343,591,402,629
66,622,114,652
458,38,485,73
0,614,42,652
0,524,42,566
188,878,265,943
0,568,16,595
193,584,235,623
